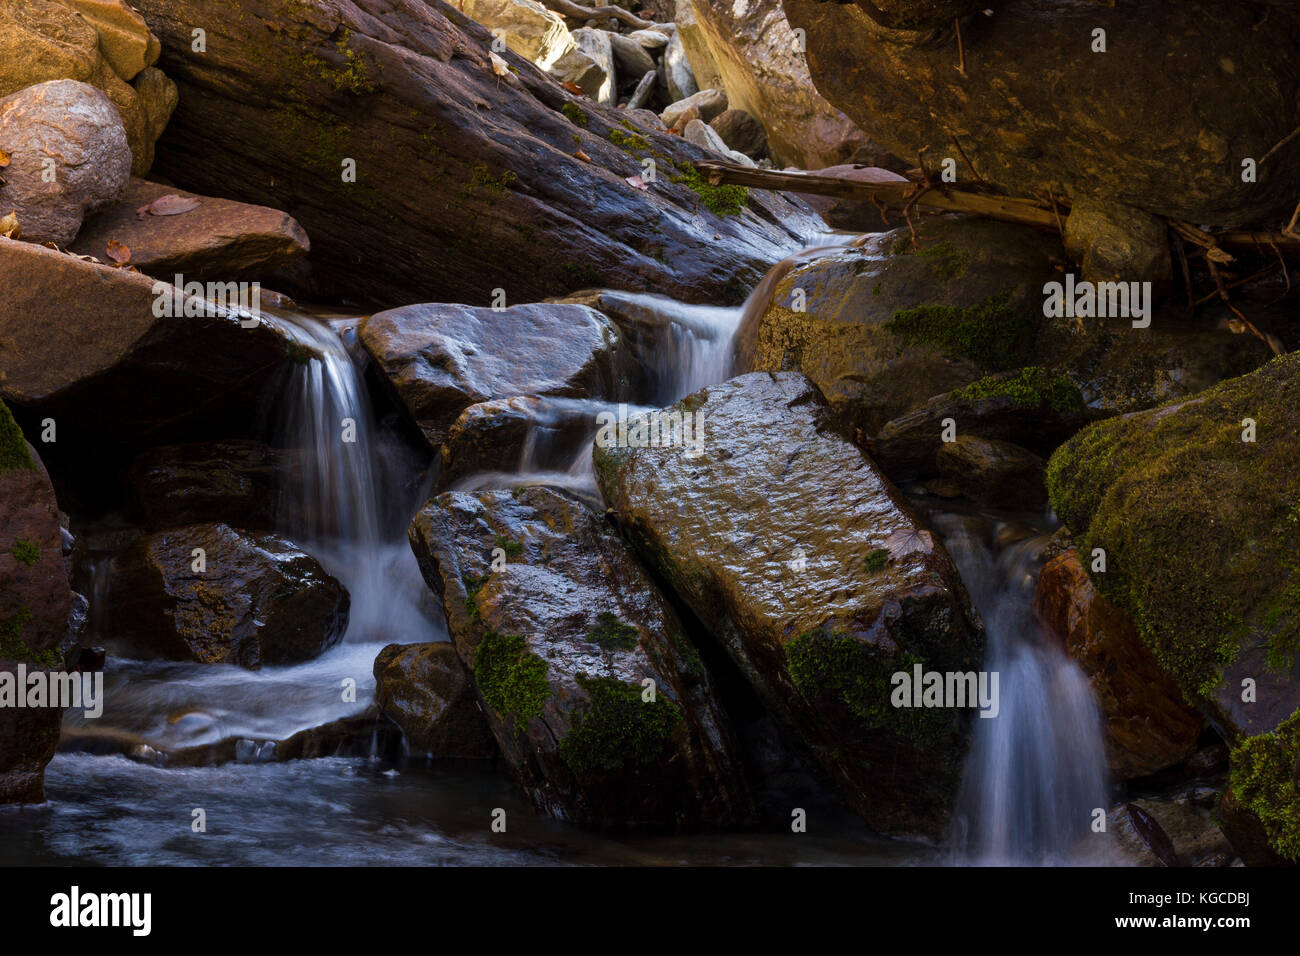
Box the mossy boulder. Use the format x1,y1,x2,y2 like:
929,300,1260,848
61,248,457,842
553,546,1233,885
407,485,753,829
733,218,1066,434
372,641,498,758
593,372,984,837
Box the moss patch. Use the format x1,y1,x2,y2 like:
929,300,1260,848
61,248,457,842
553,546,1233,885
609,128,651,151
11,539,39,566
863,548,890,573
1228,709,1300,861
954,366,1086,418
561,102,588,127
585,611,640,651
557,676,682,778
473,631,550,725
0,607,61,668
670,164,748,217
895,239,971,281
0,400,33,472
885,290,1034,370
493,536,523,559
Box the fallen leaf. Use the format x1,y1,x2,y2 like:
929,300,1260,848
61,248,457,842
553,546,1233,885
489,51,510,77
0,210,20,239
574,149,591,163
0,149,9,168
105,239,131,264
136,193,201,219
884,527,933,561
624,175,648,190
561,81,586,96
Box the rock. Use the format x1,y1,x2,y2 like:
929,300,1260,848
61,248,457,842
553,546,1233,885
935,435,1046,509
624,107,665,132
128,440,283,531
607,29,655,81
408,485,753,828
0,79,131,245
461,0,574,68
628,28,669,50
660,86,726,128
1095,793,1237,867
58,0,160,81
682,117,754,166
440,396,599,487
372,641,498,757
129,65,176,146
0,240,299,456
0,405,73,803
872,367,1090,483
572,26,617,106
660,30,697,101
1064,198,1173,287
794,164,908,232
682,0,873,168
132,0,819,306
593,372,984,836
672,0,723,89
359,302,628,451
709,108,766,158
106,523,349,668
546,46,604,99
71,178,311,282
783,0,1300,229
1047,353,1300,861
735,218,1068,435
1036,549,1203,780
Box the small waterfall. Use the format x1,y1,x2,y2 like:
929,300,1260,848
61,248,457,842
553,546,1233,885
936,514,1110,865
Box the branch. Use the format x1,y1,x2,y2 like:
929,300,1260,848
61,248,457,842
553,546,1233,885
538,0,655,30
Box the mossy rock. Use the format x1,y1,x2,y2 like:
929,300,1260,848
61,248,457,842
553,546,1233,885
0,400,33,473
1226,708,1300,862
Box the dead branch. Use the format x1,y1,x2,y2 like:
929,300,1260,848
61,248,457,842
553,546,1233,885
538,0,654,30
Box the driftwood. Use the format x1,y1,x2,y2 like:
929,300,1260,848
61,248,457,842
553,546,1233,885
537,0,655,29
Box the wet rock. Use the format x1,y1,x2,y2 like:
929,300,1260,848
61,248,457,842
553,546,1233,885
129,440,283,531
0,79,131,245
0,240,299,454
373,641,498,757
736,218,1068,436
935,435,1046,509
59,0,161,81
1036,549,1203,781
594,372,984,836
132,0,818,307
359,302,626,451
783,0,1300,229
682,0,873,168
660,86,726,128
872,366,1091,482
0,405,73,803
1095,791,1237,867
709,108,766,159
440,396,598,487
72,178,310,282
106,523,349,668
1063,198,1173,288
409,485,753,829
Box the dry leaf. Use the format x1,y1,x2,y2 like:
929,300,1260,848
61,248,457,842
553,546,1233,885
574,149,591,163
561,81,586,96
489,51,509,77
0,210,20,239
136,193,201,220
0,149,10,168
105,239,131,264
883,527,933,561
624,175,648,190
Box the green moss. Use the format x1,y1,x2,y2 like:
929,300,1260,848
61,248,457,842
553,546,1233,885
1228,709,1300,861
1046,352,1300,700
462,571,489,625
493,536,523,558
468,164,517,196
863,548,890,573
0,400,33,472
11,539,39,566
560,262,603,288
0,607,61,668
298,28,375,94
609,128,651,151
785,630,950,745
585,611,640,651
561,102,588,127
885,289,1034,371
954,366,1086,418
474,631,550,725
557,676,682,777
899,239,971,280
670,163,748,217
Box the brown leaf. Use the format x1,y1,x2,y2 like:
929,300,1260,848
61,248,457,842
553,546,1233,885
574,149,591,163
488,51,510,77
561,82,586,96
0,210,20,239
0,149,9,168
136,193,201,220
883,527,933,561
624,175,648,190
105,239,131,264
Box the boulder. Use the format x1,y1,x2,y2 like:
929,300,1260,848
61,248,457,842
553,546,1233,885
682,117,754,166
682,0,872,168
58,0,161,81
1047,352,1300,861
372,641,498,757
660,86,726,128
783,0,1300,229
935,435,1046,509
359,302,627,451
672,0,723,89
409,485,753,828
105,523,349,668
128,440,284,531
709,108,766,158
593,372,984,836
1094,793,1237,867
131,0,819,307
571,26,617,105
735,218,1068,435
0,405,73,803
440,395,599,486
793,164,908,232
130,66,177,147
1063,197,1173,288
659,30,697,101
71,178,311,282
0,79,131,245
461,0,574,67
607,30,655,82
628,28,670,50
1036,549,1203,780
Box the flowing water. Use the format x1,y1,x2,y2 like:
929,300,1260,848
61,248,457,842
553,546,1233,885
5,235,1111,866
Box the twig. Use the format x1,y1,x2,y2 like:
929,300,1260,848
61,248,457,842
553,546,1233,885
946,128,988,188
1046,187,1065,237
1261,125,1300,166
1171,230,1193,317
954,18,966,77
1205,256,1282,354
